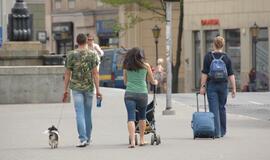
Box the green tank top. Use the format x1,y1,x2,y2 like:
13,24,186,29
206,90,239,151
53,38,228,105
126,69,148,93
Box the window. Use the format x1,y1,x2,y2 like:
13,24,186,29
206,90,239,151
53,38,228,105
68,0,75,9
255,28,269,91
225,29,241,89
205,30,219,53
194,31,201,89
55,0,61,9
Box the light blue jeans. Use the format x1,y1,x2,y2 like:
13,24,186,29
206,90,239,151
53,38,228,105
72,90,93,143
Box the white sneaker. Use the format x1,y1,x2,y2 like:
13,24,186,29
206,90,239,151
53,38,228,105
76,141,87,147
86,138,92,145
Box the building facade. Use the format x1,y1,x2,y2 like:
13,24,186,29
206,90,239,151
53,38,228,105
118,3,185,92
183,0,270,92
0,0,14,45
3,0,269,93
120,0,270,92
48,0,119,54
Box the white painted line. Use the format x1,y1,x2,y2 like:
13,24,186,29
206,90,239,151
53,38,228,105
172,100,186,106
236,114,260,120
248,101,264,105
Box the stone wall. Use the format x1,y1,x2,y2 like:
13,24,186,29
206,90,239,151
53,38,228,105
0,66,65,104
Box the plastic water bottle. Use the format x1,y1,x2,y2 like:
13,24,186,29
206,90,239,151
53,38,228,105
96,97,102,108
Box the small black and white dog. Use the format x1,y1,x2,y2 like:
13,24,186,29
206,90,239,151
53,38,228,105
45,125,59,149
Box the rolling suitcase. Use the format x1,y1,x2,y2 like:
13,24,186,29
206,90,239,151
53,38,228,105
191,93,215,139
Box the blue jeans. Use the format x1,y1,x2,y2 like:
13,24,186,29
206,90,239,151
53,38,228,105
124,92,148,121
72,90,93,142
206,82,228,137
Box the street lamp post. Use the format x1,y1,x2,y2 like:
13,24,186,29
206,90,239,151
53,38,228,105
152,25,161,66
251,22,260,91
251,22,260,72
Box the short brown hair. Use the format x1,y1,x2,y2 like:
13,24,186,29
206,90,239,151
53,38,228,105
213,36,225,50
76,33,87,45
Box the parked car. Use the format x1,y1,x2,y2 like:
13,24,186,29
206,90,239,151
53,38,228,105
99,48,126,89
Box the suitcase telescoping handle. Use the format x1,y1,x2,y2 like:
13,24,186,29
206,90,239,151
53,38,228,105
152,84,157,102
196,92,207,112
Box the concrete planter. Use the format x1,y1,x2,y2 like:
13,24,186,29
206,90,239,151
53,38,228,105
0,66,65,104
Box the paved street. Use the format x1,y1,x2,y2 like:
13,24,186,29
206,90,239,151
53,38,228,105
1,88,270,160
172,92,270,121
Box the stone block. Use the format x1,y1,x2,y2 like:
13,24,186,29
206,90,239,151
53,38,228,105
0,66,66,104
2,41,42,51
0,41,48,66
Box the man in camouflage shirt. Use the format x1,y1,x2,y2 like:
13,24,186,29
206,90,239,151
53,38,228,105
63,33,102,147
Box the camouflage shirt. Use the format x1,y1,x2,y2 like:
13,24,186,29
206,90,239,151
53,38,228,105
65,48,99,92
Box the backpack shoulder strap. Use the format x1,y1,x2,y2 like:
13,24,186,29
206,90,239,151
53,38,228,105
219,55,224,60
211,53,217,60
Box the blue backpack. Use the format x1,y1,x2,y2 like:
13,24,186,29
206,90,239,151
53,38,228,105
208,53,228,82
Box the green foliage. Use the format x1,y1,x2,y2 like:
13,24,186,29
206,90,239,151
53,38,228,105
101,0,165,34
101,0,157,7
102,0,184,92
101,0,135,5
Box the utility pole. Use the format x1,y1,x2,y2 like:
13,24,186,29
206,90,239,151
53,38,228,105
0,0,3,47
162,1,175,115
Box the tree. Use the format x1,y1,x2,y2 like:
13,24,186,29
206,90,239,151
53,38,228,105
101,0,184,93
172,0,183,93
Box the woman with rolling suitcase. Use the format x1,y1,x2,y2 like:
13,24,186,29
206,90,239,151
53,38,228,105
200,36,236,138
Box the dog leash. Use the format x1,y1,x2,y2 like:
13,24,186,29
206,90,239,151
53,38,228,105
56,103,65,129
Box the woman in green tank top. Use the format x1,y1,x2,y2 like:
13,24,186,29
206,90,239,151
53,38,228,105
123,47,157,148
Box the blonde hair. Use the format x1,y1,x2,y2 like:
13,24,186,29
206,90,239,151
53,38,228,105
213,36,225,50
157,58,164,65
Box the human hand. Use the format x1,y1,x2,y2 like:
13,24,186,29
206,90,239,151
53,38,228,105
231,89,236,98
199,87,206,95
153,80,158,85
96,92,102,100
62,92,69,102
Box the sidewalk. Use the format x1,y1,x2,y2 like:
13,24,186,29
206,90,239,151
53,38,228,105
0,88,270,160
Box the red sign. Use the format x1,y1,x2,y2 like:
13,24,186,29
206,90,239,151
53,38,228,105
201,19,220,26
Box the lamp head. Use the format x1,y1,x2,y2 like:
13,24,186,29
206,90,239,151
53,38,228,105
251,22,260,38
152,25,161,40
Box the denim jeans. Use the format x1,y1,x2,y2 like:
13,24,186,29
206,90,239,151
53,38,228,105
72,90,93,142
124,92,148,121
206,82,228,137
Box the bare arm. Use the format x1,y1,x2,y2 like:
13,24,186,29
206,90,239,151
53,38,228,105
63,69,71,102
123,69,127,85
64,69,71,93
91,66,102,99
94,44,104,57
146,63,158,85
199,73,208,95
229,75,236,98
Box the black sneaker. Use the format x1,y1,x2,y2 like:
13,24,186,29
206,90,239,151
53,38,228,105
76,141,87,147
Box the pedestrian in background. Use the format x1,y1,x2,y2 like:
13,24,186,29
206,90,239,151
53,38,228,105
123,47,157,148
154,58,166,93
86,33,104,94
199,36,236,138
248,68,256,92
86,33,104,59
63,33,102,147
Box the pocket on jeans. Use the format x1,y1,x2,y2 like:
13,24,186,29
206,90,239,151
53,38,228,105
124,92,134,100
